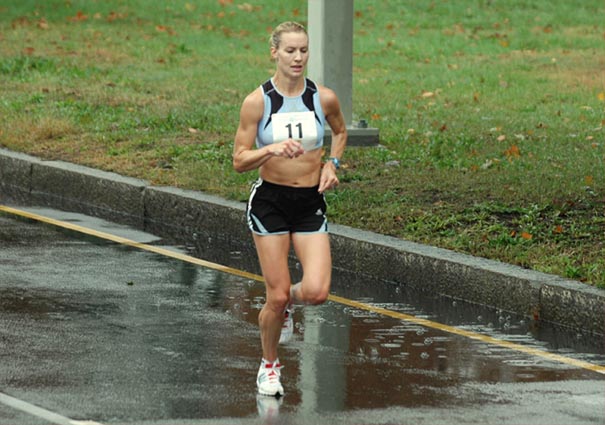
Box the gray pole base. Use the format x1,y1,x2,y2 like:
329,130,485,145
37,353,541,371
324,124,380,147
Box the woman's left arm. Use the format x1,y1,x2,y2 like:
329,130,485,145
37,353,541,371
318,86,347,193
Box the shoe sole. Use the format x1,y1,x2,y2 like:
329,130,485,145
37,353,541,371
278,331,292,344
258,389,284,398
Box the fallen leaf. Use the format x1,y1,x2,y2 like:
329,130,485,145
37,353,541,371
422,91,435,98
497,134,506,142
521,232,533,240
481,159,494,169
188,127,199,134
585,175,593,185
597,92,605,102
238,3,255,12
68,11,88,22
156,25,176,35
37,18,49,29
107,11,125,22
504,144,520,158
554,225,563,234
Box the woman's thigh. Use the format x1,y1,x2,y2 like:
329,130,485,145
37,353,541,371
291,232,332,297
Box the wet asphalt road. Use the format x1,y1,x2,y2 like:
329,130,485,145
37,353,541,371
0,206,604,425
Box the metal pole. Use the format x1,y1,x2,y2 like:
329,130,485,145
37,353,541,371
307,0,379,146
308,0,354,125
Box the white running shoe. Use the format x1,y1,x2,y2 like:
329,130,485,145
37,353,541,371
279,307,293,344
256,359,284,397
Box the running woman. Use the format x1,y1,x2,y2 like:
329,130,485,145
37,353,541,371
233,21,347,397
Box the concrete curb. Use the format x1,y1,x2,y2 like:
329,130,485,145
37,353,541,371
1,148,603,335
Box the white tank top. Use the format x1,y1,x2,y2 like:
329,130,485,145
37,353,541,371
256,78,326,151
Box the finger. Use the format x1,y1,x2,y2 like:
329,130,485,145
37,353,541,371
318,180,328,193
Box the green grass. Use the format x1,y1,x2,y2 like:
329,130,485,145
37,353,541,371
1,0,603,287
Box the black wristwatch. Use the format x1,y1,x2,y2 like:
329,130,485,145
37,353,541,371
328,157,340,169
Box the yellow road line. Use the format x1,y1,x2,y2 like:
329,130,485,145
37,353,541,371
0,205,261,282
329,295,605,375
2,204,604,376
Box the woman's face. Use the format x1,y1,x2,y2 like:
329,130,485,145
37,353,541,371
271,31,309,78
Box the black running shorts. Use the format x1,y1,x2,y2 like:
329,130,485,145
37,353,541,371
246,179,328,235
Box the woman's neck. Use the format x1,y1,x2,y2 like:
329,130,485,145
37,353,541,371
272,73,305,97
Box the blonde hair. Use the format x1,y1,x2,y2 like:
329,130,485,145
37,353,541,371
269,21,307,50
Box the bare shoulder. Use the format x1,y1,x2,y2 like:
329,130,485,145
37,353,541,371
317,84,341,115
317,84,338,103
241,87,264,115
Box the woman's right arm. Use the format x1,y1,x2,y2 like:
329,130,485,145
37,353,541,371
232,91,273,173
233,90,304,173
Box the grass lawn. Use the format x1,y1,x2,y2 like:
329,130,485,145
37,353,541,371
1,0,603,287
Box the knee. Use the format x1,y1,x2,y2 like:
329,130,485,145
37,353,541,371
265,288,290,313
301,282,329,305
306,292,328,306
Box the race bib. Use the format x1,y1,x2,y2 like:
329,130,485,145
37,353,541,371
271,111,318,151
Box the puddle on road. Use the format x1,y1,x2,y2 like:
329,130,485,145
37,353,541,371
222,266,605,414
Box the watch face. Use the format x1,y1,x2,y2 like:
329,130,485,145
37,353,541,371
331,158,340,168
